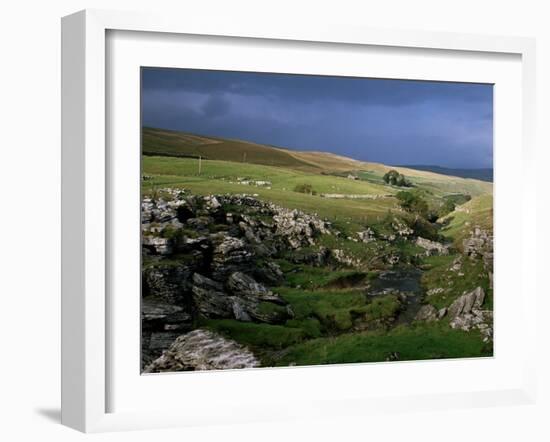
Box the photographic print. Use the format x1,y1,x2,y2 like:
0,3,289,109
140,68,493,373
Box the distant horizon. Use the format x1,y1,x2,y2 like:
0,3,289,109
143,125,493,173
142,68,493,169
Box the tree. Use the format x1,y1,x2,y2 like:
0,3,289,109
396,191,429,217
383,169,412,187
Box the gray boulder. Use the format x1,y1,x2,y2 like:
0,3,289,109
143,329,260,373
415,237,449,256
447,287,492,342
448,287,485,319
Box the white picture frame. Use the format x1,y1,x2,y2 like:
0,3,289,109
61,9,537,433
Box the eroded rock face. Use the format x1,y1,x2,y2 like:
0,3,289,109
143,329,260,373
143,259,198,305
191,273,233,319
211,236,254,281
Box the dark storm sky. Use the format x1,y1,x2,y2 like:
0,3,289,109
141,68,493,169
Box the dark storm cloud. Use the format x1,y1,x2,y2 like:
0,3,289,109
141,68,493,168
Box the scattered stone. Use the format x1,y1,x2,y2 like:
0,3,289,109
426,287,444,297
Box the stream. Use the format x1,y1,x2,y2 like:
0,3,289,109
369,268,423,325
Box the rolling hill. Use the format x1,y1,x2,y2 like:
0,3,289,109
142,127,321,171
143,127,492,197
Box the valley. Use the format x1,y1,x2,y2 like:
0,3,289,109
140,127,494,372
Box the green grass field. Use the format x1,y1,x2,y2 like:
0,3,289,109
142,156,401,230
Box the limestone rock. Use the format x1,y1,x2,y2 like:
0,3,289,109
143,329,260,373
142,235,173,255
415,237,449,256
211,235,254,281
447,287,492,341
226,272,284,304
143,259,197,304
448,287,485,319
141,298,186,321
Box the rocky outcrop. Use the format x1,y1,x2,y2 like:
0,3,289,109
462,227,493,266
392,218,414,238
226,272,283,303
190,271,292,324
142,235,173,255
141,298,193,368
415,237,449,256
140,191,333,363
143,258,200,304
143,329,260,373
142,298,190,323
211,236,254,281
448,286,485,318
191,273,233,319
447,287,492,342
253,261,284,286
273,208,330,249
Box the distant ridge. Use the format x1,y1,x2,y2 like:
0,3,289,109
395,165,493,182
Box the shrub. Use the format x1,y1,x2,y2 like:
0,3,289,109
293,183,317,195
